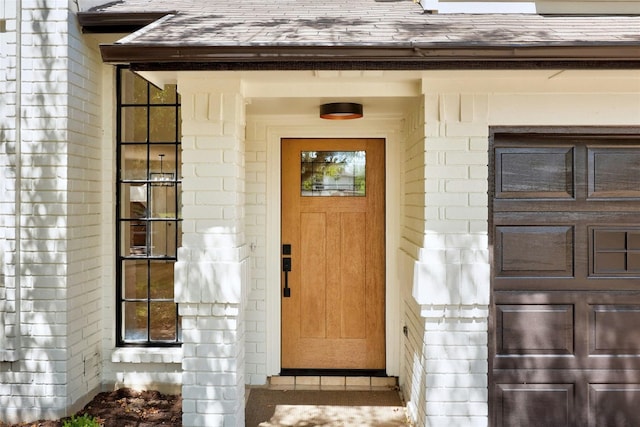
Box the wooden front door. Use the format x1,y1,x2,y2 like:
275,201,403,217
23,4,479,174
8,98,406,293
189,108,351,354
490,131,640,427
281,138,385,371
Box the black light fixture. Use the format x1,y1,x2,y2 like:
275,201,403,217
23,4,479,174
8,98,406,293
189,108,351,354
150,153,174,186
320,102,363,120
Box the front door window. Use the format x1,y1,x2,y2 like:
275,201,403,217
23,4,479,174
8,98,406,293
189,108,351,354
301,151,366,196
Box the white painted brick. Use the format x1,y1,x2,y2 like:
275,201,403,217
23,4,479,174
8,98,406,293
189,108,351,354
445,207,487,221
426,402,488,417
427,373,488,389
445,151,487,165
423,219,468,233
426,206,440,220
425,416,488,427
445,122,489,137
426,193,468,206
468,193,487,207
179,79,248,419
469,137,489,151
445,234,488,249
440,94,460,122
469,165,489,180
425,387,470,402
424,165,468,179
425,137,469,151
184,121,224,137
470,220,489,234
426,360,471,377
445,179,487,193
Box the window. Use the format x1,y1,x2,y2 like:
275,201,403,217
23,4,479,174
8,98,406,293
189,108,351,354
116,67,182,346
301,151,366,196
591,228,640,275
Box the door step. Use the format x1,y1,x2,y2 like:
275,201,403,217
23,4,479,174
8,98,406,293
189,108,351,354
268,375,398,391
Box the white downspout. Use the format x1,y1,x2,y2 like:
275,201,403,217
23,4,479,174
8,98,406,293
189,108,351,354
0,0,21,363
12,0,22,362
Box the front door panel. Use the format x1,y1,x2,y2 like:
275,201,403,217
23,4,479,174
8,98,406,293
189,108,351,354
281,138,385,370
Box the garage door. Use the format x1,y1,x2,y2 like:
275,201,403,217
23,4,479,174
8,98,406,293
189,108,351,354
490,131,640,427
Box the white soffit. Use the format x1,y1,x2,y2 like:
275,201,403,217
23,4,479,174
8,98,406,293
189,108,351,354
135,71,176,89
138,70,422,98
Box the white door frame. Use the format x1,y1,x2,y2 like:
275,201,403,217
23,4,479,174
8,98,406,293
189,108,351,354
264,118,403,377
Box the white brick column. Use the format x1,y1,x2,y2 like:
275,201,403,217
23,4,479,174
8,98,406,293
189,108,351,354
176,78,248,427
411,90,490,427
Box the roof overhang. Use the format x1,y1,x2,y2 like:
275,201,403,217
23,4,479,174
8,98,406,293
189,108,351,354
77,11,175,33
81,7,640,71
99,44,640,70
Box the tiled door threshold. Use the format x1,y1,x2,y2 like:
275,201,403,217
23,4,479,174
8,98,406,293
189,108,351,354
268,375,398,391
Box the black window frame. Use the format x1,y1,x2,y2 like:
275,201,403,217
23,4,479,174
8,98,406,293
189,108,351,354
115,66,182,347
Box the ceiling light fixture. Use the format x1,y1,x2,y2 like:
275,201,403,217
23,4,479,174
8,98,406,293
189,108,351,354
320,102,363,120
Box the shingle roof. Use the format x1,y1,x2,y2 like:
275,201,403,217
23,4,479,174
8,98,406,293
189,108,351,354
83,0,640,69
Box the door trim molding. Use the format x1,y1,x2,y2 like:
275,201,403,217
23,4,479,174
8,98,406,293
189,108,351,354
263,118,403,378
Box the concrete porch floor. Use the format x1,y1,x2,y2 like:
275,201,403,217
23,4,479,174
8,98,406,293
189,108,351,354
245,377,410,426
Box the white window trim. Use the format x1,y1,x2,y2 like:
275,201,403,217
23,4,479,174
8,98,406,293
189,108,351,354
111,347,183,364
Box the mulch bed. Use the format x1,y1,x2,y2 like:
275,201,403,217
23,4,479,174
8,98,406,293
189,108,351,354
0,388,181,427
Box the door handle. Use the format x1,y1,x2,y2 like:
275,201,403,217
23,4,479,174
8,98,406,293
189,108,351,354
282,257,291,298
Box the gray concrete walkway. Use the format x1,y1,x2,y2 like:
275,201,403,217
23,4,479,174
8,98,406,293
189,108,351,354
245,388,409,426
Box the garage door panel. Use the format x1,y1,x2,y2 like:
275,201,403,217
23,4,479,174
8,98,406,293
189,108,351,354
591,305,640,355
496,304,574,355
494,383,574,427
496,147,575,200
589,384,640,427
591,227,640,276
493,371,640,427
588,147,640,199
493,292,640,369
496,226,574,277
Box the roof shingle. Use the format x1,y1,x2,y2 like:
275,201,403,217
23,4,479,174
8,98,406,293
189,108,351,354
87,0,640,46
85,0,640,68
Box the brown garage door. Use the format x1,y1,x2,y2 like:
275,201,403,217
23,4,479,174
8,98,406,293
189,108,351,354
490,130,640,427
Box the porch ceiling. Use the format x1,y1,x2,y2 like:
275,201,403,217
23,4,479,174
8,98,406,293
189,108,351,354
80,0,640,70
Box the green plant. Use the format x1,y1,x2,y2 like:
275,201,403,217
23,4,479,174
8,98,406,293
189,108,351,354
63,414,101,427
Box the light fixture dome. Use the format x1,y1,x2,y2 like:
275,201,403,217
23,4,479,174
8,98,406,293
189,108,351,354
320,102,363,120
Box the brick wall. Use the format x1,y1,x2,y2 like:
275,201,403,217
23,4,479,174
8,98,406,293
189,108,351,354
65,2,104,407
244,120,268,385
0,1,105,422
401,92,490,427
176,78,248,427
400,97,429,426
0,1,74,421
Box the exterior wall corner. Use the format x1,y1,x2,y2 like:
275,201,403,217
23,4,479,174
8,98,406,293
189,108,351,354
177,78,248,427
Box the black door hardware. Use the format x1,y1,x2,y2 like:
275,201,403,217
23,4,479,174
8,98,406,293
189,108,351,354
282,257,291,298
